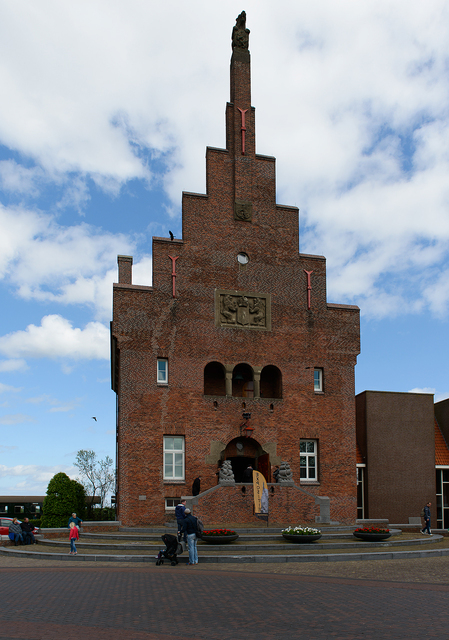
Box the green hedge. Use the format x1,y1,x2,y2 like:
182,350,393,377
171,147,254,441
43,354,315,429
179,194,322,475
41,472,86,528
88,507,116,521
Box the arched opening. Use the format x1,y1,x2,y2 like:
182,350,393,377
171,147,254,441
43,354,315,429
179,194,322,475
260,365,282,399
232,363,254,397
222,437,271,482
204,361,226,396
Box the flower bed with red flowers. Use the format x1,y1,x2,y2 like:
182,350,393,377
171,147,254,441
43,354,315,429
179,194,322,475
201,529,237,537
354,526,389,534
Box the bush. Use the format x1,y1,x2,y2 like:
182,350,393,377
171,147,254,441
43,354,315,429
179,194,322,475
88,507,116,522
41,472,86,528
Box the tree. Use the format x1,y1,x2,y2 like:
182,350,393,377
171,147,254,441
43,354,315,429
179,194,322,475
41,472,86,528
74,450,115,514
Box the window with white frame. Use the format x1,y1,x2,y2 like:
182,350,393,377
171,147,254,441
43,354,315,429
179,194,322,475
165,497,181,510
314,368,323,392
163,436,185,480
300,440,318,480
436,468,449,529
157,358,168,384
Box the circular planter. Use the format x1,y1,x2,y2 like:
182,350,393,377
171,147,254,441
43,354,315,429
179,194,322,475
282,533,322,543
353,532,391,542
200,534,239,544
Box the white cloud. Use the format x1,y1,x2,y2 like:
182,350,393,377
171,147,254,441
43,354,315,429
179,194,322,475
0,2,448,319
408,387,435,395
48,402,80,413
0,383,21,394
0,463,78,494
0,315,109,361
0,204,152,321
0,161,45,196
0,414,36,425
25,394,81,413
0,359,28,373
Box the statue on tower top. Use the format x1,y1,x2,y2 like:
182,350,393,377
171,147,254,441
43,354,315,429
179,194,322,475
232,11,250,51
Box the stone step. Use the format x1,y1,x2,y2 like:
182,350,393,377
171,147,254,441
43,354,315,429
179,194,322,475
81,530,396,542
1,537,447,564
36,533,438,553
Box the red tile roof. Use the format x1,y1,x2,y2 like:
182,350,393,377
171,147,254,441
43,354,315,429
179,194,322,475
435,419,449,465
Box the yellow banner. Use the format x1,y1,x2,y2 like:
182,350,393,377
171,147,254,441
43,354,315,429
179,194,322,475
253,470,268,515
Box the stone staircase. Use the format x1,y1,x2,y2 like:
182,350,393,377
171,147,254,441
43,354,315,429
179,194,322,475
1,525,448,564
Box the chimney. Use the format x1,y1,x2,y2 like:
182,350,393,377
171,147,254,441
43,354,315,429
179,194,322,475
117,255,133,284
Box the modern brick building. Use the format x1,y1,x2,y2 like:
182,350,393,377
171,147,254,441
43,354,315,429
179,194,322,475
355,391,436,524
355,392,449,528
111,13,360,526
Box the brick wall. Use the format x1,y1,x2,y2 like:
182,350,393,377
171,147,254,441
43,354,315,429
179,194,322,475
112,22,360,527
356,391,435,523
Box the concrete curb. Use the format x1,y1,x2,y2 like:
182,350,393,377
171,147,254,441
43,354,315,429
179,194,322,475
0,534,445,563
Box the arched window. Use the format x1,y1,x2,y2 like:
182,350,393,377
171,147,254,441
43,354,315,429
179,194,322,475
260,365,282,399
232,363,254,397
204,362,226,396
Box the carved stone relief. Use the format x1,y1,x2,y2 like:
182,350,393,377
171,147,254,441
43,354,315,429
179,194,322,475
215,289,271,330
234,200,252,221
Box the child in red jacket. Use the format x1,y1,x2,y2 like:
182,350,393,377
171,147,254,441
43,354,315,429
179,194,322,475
69,521,79,555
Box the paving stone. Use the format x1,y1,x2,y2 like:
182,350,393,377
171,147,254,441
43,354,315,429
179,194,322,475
1,559,449,639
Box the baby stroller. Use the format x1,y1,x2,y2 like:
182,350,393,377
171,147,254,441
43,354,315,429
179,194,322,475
155,534,183,566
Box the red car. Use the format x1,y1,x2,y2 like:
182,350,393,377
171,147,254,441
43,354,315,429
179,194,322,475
0,517,39,536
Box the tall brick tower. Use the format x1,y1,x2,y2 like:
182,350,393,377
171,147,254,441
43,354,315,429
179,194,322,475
111,12,360,526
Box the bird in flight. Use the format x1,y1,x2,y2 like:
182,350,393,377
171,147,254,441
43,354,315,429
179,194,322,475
92,417,97,421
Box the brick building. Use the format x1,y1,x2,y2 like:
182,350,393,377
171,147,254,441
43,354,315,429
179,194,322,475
355,391,436,524
355,392,449,528
111,13,360,526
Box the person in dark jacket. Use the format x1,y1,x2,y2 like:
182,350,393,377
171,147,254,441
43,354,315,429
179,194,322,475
68,513,83,529
192,476,201,496
181,508,199,565
421,501,432,535
175,499,187,541
20,518,37,544
243,465,253,483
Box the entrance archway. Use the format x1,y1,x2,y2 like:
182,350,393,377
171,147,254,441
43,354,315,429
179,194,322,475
222,437,271,483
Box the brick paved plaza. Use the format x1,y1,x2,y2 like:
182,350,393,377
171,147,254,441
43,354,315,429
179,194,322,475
1,554,449,639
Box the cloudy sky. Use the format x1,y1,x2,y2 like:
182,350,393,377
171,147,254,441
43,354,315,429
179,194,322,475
1,0,448,496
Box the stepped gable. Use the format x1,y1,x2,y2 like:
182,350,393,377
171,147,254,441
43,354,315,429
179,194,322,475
112,13,360,527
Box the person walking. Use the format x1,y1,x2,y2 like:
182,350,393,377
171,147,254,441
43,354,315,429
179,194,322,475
181,508,199,565
421,501,432,535
69,521,79,555
175,499,187,542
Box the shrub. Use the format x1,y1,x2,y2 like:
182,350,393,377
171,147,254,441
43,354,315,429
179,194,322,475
41,473,86,528
88,507,116,522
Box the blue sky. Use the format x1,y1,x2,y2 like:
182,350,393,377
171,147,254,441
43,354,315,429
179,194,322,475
1,0,449,495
